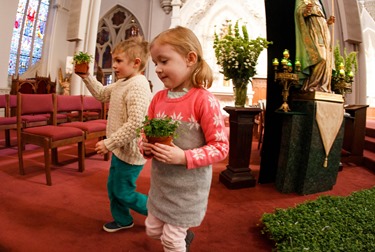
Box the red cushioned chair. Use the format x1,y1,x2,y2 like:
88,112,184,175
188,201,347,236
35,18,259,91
58,94,108,160
18,92,50,128
82,95,103,121
58,95,108,160
87,101,108,125
0,94,17,147
59,121,109,161
17,93,85,186
56,95,83,124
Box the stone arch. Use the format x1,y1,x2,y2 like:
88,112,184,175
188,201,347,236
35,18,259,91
96,5,143,84
176,0,268,98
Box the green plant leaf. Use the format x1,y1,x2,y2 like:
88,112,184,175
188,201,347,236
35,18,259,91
136,116,180,138
260,186,375,251
73,51,93,64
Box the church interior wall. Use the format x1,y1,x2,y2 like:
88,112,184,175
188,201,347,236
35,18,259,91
0,0,373,108
0,0,18,93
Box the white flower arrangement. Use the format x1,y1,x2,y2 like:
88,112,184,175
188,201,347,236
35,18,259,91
213,19,272,88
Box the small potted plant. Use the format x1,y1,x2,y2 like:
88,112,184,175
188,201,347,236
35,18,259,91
73,51,93,75
137,116,180,145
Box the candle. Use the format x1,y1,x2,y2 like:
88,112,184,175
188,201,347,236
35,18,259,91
273,58,279,66
348,71,354,77
295,60,301,67
281,58,288,65
339,69,345,76
283,49,289,59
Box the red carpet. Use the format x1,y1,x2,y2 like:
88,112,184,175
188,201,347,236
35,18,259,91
0,133,375,252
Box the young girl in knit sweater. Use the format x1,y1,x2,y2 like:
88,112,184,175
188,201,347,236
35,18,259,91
140,26,229,252
75,36,152,232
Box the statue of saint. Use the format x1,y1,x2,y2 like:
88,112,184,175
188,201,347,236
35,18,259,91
58,68,71,95
295,0,335,92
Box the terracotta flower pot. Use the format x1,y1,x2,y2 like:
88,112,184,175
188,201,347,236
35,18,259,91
74,62,89,75
147,136,173,146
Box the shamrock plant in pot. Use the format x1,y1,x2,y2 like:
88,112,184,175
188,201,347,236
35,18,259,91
73,51,93,75
137,116,180,146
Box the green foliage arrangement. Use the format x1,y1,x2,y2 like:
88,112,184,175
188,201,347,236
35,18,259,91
332,41,358,84
260,186,375,251
73,51,93,65
213,19,272,88
136,116,180,138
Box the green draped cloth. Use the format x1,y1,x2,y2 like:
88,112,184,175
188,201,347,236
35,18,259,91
295,0,333,92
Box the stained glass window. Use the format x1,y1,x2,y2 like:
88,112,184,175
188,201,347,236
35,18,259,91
8,0,50,76
96,6,142,85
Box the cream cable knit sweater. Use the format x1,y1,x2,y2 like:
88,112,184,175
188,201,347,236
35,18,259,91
83,74,152,165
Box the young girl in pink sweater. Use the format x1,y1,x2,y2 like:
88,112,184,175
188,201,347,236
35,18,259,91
140,26,229,252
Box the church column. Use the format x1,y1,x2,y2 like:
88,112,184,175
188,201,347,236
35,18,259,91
70,0,101,95
83,0,101,95
170,0,182,27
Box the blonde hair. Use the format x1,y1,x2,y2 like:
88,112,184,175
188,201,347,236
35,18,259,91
112,36,149,72
150,26,213,89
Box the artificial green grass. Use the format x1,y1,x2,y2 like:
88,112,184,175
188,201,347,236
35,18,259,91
260,186,375,251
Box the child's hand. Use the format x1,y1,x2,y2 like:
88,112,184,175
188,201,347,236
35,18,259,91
139,134,154,157
151,142,186,165
141,141,154,157
95,140,109,155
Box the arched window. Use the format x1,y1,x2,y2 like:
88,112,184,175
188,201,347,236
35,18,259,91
8,0,50,76
96,5,143,85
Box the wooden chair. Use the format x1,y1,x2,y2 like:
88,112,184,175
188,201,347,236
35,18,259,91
60,120,109,161
17,93,85,186
86,101,108,124
0,94,17,147
58,95,108,160
17,91,51,129
56,95,83,124
102,102,109,120
82,95,103,121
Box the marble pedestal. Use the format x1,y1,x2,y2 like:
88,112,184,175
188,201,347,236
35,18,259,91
276,99,344,195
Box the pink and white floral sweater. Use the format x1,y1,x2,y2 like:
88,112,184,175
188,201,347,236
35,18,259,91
146,87,229,227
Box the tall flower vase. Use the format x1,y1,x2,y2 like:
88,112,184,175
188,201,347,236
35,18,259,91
232,79,248,107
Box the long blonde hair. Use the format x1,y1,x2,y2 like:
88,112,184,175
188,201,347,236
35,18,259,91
150,26,213,89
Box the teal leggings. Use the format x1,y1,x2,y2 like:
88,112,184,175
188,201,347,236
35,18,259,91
107,155,148,226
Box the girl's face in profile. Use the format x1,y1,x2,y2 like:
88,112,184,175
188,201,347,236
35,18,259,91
151,42,195,92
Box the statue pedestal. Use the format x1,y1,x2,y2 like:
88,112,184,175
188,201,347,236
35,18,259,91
219,106,261,189
276,96,344,195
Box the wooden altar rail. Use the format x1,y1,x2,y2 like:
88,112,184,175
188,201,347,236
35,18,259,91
11,74,56,95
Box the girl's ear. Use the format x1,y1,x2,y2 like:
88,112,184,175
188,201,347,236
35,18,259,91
186,51,197,66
